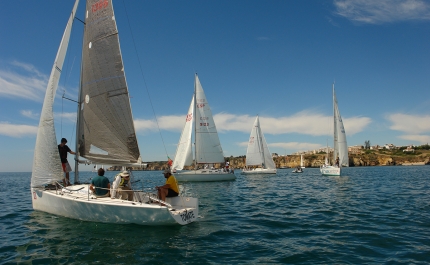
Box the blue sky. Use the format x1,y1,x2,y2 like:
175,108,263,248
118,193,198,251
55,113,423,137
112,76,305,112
0,0,429,172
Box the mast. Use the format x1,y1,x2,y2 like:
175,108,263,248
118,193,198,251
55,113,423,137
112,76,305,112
256,116,265,168
332,83,337,163
74,1,85,184
193,73,197,170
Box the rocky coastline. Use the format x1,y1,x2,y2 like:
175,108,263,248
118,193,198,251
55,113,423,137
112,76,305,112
108,151,430,171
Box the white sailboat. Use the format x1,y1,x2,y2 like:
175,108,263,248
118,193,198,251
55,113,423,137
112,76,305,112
31,0,198,225
172,74,236,182
320,83,349,176
241,116,277,175
300,154,306,168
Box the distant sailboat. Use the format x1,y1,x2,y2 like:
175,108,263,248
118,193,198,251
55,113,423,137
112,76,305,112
320,83,349,176
241,116,277,175
30,0,198,225
172,74,236,182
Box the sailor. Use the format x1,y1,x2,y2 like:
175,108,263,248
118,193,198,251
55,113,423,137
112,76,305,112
155,169,179,204
58,138,75,186
111,171,134,201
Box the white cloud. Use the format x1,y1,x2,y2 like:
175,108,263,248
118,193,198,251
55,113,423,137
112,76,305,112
134,111,372,137
334,0,430,24
398,134,430,144
0,122,38,137
387,113,430,134
0,60,48,101
238,140,324,151
54,112,76,123
21,110,39,119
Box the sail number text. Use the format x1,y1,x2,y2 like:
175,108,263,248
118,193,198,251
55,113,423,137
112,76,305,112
180,210,195,223
92,0,109,13
200,123,209,126
186,113,193,122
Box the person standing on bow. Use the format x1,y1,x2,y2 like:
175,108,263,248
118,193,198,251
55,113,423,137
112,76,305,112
156,169,179,203
111,170,134,201
58,138,75,186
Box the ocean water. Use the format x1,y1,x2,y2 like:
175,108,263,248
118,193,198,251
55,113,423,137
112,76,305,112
1,166,430,264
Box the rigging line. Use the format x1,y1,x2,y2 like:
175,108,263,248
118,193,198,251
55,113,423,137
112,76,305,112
121,0,169,159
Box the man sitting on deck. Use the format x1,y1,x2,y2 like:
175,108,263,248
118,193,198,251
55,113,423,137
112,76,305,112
90,168,110,197
156,169,179,204
111,171,134,201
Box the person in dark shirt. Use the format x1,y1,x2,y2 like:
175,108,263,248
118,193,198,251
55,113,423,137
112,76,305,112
90,168,110,197
58,138,75,186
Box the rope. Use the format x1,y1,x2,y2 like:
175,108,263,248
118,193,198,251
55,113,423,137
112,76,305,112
120,0,169,159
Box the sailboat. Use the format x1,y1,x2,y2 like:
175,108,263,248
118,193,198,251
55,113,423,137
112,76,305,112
171,74,236,182
320,83,349,176
241,116,277,175
31,0,198,225
300,154,305,168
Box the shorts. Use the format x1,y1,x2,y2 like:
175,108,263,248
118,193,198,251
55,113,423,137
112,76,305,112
61,162,72,173
166,189,179,197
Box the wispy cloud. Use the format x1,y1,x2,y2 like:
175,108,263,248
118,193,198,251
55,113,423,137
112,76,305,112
237,140,324,152
387,113,430,144
0,122,38,137
21,110,39,119
387,113,430,134
54,112,76,123
398,134,430,144
134,111,372,136
334,0,430,24
0,61,47,101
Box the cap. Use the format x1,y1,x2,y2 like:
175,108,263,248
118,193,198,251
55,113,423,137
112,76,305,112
120,171,130,177
163,169,171,174
61,138,67,143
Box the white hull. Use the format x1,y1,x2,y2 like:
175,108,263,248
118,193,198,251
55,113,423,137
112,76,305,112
31,185,198,226
241,168,277,175
320,166,341,176
292,170,303,173
175,170,236,182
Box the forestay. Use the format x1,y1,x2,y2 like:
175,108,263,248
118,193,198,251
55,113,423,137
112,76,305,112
77,0,140,165
31,0,80,187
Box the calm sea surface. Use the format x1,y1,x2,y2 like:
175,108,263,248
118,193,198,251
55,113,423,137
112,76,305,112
1,166,430,264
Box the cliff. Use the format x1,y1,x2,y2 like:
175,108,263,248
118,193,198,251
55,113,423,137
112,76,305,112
107,151,430,171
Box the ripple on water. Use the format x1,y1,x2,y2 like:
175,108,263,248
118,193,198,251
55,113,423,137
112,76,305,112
1,168,430,264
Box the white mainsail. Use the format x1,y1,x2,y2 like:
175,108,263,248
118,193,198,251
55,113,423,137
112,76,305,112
77,0,140,166
333,84,348,167
245,116,276,170
31,0,80,187
194,74,225,164
172,97,194,170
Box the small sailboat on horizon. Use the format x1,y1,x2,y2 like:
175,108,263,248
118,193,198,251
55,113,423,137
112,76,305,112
320,83,349,176
241,116,277,175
